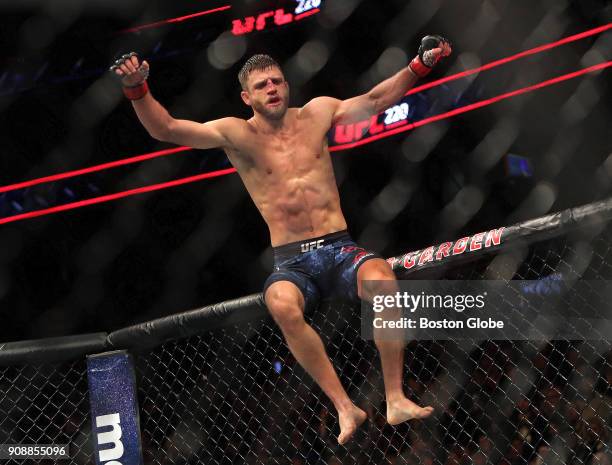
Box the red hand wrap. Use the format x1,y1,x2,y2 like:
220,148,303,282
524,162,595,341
409,56,431,78
123,81,149,100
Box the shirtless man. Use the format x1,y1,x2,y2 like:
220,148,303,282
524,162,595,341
110,35,451,444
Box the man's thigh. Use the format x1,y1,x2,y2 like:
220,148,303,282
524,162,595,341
332,244,383,302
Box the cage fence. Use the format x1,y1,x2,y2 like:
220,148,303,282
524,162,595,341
0,202,609,465
134,216,612,464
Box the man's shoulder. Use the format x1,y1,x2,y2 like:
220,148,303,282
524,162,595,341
302,96,341,110
299,97,341,118
213,116,248,127
209,116,251,135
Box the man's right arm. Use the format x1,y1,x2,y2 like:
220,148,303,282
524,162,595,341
132,93,236,150
110,52,236,150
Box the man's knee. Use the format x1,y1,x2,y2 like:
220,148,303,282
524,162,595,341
265,286,305,334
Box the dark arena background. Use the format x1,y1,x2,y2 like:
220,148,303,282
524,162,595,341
0,0,611,464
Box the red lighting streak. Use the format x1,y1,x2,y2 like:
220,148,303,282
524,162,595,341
2,24,606,195
0,147,192,194
0,168,236,225
405,23,612,97
1,62,608,225
330,60,612,152
0,24,610,224
294,9,320,21
121,5,232,33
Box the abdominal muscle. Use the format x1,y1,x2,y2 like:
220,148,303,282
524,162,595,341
242,159,348,247
263,184,347,246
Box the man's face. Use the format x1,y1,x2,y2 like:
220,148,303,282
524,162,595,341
241,66,289,121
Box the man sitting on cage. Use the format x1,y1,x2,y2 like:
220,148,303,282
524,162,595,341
110,35,451,444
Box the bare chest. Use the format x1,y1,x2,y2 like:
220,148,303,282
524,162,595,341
238,125,329,177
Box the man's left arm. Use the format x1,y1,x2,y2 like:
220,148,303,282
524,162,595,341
331,35,452,125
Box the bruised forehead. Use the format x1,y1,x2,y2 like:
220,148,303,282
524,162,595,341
246,66,284,87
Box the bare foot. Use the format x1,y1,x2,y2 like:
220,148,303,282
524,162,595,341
337,406,367,445
387,398,433,425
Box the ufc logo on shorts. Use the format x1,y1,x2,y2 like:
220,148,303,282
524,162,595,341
301,239,324,252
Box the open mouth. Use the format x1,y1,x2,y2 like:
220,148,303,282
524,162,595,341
267,97,281,105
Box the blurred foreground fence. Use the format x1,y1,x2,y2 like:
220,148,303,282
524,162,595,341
0,198,610,465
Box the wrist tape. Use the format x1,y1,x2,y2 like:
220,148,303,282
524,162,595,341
123,81,149,100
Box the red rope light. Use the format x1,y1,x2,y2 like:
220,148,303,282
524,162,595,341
0,168,236,225
0,147,192,194
0,25,610,224
1,62,608,225
330,61,612,151
1,24,607,196
120,5,232,33
406,23,612,97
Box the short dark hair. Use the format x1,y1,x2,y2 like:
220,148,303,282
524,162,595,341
238,54,282,90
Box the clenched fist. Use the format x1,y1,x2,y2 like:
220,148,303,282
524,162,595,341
110,52,150,100
409,35,452,78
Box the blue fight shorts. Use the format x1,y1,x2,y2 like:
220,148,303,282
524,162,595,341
263,230,383,312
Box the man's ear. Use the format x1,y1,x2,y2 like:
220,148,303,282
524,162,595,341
240,90,251,106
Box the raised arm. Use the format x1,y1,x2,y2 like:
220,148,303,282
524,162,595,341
110,52,236,150
329,35,452,126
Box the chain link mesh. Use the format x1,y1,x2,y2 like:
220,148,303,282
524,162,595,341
0,360,92,464
135,225,612,465
0,223,608,465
